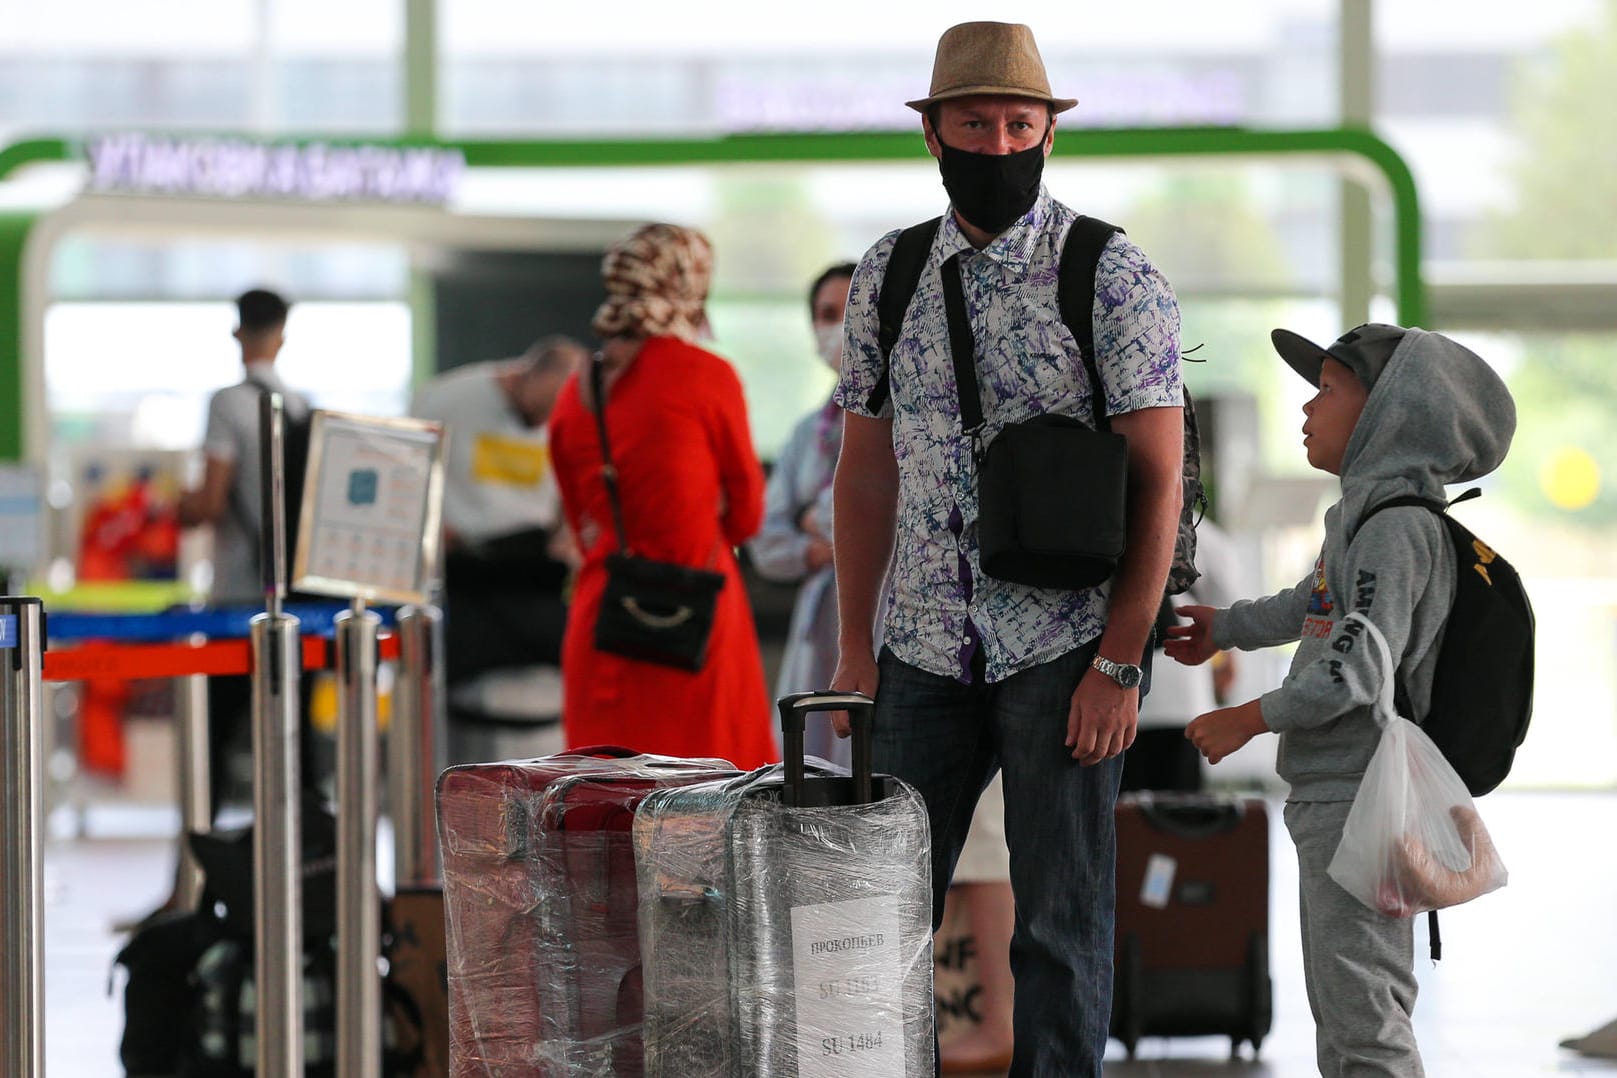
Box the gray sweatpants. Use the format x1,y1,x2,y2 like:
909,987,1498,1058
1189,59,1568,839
1285,800,1424,1078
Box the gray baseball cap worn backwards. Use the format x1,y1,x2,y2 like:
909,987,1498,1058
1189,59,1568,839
1271,323,1407,391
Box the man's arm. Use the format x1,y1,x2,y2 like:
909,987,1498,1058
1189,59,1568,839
828,411,898,728
177,455,233,528
1065,403,1182,764
1100,404,1183,661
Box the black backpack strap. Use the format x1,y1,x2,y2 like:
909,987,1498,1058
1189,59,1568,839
1358,488,1481,534
870,216,943,414
1359,494,1446,525
1057,215,1122,431
938,252,985,443
226,383,280,579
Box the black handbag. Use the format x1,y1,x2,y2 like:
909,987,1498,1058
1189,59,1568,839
940,250,1129,590
586,356,726,671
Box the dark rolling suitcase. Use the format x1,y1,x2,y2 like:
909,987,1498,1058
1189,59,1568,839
1110,791,1273,1059
634,691,936,1077
436,748,736,1077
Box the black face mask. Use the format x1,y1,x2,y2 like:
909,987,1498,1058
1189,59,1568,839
936,138,1045,234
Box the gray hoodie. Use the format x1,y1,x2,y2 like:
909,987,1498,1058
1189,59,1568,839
1212,328,1517,802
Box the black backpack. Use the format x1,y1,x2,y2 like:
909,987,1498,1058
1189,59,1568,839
1360,488,1536,796
113,907,230,1077
280,403,313,562
113,807,423,1077
871,214,1206,597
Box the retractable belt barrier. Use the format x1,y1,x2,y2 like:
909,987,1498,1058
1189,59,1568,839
42,604,400,681
41,626,401,681
44,602,397,643
5,601,426,1078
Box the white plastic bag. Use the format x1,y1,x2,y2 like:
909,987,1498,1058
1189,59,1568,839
1327,614,1508,917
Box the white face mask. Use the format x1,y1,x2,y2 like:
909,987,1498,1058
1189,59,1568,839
814,323,843,371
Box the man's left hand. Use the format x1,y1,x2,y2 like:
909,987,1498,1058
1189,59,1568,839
1065,669,1138,765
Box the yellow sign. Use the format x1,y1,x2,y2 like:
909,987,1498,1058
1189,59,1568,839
471,434,548,487
1540,445,1600,511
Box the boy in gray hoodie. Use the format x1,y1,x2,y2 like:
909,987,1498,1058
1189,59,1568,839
1164,323,1516,1076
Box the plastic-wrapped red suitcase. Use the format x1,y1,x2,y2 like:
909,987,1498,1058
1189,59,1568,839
635,692,935,1077
436,748,736,1077
1110,791,1272,1059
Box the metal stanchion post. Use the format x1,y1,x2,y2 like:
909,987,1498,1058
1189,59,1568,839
251,607,303,1076
335,599,382,1078
174,664,211,911
389,603,445,887
0,596,46,1078
174,628,213,911
252,390,304,1077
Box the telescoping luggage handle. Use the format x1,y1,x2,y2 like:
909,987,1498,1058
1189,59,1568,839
1134,792,1246,838
778,690,875,807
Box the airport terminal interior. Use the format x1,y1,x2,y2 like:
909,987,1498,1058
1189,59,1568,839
5,0,1617,1075
38,793,1617,1074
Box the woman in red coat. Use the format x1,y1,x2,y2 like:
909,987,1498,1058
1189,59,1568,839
548,223,778,768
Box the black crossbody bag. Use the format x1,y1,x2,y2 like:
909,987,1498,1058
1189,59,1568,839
940,246,1129,590
587,356,726,671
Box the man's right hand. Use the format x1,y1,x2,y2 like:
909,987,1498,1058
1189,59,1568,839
828,650,879,738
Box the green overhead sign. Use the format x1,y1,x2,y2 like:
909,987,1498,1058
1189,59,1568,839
0,126,1424,461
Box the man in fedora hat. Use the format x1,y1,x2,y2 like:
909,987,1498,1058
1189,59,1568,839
829,21,1185,1075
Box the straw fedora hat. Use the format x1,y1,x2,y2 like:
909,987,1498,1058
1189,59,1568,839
906,21,1077,114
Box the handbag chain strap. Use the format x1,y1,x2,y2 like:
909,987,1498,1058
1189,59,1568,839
936,217,1117,454
586,355,631,555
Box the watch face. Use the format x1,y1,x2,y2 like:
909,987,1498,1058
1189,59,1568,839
1094,655,1143,689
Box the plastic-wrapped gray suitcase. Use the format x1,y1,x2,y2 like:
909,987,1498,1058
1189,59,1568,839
634,691,935,1077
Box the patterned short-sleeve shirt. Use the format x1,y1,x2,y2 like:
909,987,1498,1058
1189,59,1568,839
833,187,1182,683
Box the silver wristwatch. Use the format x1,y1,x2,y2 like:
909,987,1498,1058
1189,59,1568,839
1091,653,1144,689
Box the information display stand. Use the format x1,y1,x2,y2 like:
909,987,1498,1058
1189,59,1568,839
293,410,446,607
292,409,444,1078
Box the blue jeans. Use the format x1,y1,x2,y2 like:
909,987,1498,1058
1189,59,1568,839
874,641,1124,1078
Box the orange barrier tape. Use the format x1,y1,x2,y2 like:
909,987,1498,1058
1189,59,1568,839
43,632,400,683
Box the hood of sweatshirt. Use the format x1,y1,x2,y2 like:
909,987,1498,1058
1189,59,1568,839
1336,327,1516,532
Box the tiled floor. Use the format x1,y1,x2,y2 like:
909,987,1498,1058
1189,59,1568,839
37,791,1617,1076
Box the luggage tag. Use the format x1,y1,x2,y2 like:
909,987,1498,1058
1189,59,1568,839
1141,853,1177,909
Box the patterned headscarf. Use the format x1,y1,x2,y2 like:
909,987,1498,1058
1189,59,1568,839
591,223,714,342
